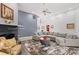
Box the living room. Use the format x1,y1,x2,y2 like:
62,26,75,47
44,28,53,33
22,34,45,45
0,3,79,55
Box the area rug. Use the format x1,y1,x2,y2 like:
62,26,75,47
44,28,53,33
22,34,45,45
21,40,79,55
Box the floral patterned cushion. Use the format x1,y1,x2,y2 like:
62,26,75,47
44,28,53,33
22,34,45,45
5,37,16,48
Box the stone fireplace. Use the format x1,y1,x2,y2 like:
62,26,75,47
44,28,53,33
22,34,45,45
0,24,18,40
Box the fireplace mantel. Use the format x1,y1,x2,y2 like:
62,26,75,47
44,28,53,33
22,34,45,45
0,24,18,27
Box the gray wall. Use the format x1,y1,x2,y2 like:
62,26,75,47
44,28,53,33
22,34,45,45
18,11,37,37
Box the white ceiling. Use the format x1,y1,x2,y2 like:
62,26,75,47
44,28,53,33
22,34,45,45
18,3,79,16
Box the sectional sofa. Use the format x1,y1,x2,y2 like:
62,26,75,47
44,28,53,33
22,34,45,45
51,32,79,47
37,32,79,47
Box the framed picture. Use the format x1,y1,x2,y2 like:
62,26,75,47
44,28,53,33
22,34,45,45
1,3,14,20
51,25,54,28
41,26,45,29
67,23,75,29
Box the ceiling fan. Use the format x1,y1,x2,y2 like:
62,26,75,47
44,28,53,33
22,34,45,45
42,3,52,15
42,9,52,15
